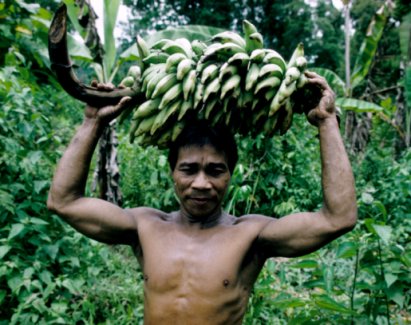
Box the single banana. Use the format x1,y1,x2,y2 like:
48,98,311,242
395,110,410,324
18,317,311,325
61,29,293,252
127,65,141,79
201,64,219,84
227,52,250,67
263,50,287,73
151,73,178,99
172,121,186,142
284,67,301,86
175,38,194,58
211,31,246,49
287,42,304,69
204,97,219,119
151,100,181,135
165,53,187,73
191,40,207,56
120,76,135,88
194,82,204,109
159,83,183,110
220,74,241,100
136,35,150,59
203,77,221,104
134,114,157,137
145,69,168,98
245,63,260,91
218,63,238,82
178,99,194,120
132,98,161,119
150,39,169,50
254,76,281,95
143,51,169,65
258,63,283,79
176,59,194,80
250,49,266,62
182,69,197,101
161,40,187,56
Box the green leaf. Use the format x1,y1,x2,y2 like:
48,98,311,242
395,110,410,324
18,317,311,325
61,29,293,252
405,66,411,112
290,259,318,268
0,246,11,259
313,295,354,314
63,0,86,38
269,297,307,308
33,180,49,194
373,225,392,245
336,241,357,259
335,97,383,113
350,4,391,89
67,34,93,61
8,224,25,240
103,0,121,80
310,67,346,97
384,273,397,288
146,25,225,47
44,243,59,260
8,275,23,294
0,290,6,304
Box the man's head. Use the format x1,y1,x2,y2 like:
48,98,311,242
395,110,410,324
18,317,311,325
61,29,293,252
168,120,238,175
168,120,238,218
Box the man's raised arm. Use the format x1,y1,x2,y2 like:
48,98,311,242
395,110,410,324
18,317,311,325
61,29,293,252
47,85,138,245
257,71,357,257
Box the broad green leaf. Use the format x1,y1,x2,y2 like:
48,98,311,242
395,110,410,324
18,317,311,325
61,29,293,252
310,67,346,97
7,275,23,294
44,243,59,260
30,217,49,226
290,259,318,268
67,34,93,61
0,290,6,305
103,0,121,80
33,180,49,194
15,0,40,14
373,224,392,245
387,284,405,308
384,273,397,288
146,25,226,47
335,97,383,113
351,3,391,89
119,43,140,61
336,241,357,259
8,224,25,240
0,246,11,259
373,200,388,221
63,0,86,38
313,295,354,314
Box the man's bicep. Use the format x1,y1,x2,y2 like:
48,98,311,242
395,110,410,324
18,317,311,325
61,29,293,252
257,211,343,258
54,197,139,245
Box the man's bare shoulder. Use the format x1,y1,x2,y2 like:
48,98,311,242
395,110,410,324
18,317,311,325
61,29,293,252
126,206,173,223
234,213,277,226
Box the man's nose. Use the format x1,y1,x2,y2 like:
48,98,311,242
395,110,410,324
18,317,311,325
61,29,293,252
192,172,212,189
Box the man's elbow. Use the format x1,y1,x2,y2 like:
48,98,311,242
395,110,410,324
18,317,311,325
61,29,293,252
338,207,358,234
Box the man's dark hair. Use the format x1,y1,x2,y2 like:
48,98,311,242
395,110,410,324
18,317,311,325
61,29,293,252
168,120,238,174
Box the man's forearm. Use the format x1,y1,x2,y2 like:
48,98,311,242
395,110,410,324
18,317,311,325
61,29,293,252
318,116,357,227
48,118,104,210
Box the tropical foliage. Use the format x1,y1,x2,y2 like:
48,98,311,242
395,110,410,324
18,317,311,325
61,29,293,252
1,0,410,324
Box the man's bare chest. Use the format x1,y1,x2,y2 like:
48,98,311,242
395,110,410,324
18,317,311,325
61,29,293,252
136,220,264,295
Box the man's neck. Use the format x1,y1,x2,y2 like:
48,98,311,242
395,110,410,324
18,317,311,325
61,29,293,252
176,208,227,229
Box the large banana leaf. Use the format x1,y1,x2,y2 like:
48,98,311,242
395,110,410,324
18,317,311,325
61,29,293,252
310,67,346,97
103,0,121,81
350,2,391,90
145,25,225,47
119,25,226,62
335,98,383,113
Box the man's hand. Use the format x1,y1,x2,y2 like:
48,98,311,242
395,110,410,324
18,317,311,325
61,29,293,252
84,81,132,125
304,71,337,127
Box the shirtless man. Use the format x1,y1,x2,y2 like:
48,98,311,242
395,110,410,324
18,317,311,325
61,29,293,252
47,71,357,324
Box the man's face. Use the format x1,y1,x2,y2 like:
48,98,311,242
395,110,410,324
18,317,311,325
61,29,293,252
172,144,231,219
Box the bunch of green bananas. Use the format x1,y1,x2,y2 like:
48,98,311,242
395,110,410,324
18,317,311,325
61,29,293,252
121,20,308,149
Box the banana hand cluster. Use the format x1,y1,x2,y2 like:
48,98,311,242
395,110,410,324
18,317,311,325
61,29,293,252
124,20,308,148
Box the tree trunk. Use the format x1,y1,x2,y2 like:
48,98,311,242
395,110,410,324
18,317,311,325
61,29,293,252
92,121,123,205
